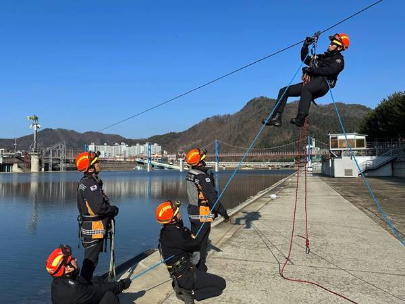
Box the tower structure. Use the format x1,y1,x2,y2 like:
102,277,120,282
27,115,41,172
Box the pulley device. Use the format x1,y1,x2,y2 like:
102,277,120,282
301,31,321,87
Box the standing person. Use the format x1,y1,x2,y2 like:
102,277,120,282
46,244,131,304
263,33,350,127
185,148,230,272
157,200,226,304
75,151,119,282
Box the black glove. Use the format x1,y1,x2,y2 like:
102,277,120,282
108,206,119,217
119,278,132,291
303,36,315,46
302,67,312,75
223,213,230,222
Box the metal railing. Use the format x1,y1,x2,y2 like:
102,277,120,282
359,147,405,173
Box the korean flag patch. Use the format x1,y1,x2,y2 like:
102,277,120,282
90,185,98,191
205,178,211,183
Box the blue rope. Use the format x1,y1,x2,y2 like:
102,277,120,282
130,254,175,281
196,55,309,237
327,84,405,246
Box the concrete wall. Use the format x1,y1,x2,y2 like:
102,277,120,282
364,162,392,177
12,163,24,173
393,158,405,177
322,157,358,177
332,157,358,177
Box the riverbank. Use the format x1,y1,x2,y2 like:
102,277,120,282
120,173,405,303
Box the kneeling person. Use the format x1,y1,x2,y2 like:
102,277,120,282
46,245,131,304
157,200,226,304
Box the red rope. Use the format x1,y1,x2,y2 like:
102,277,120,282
304,118,310,254
279,119,357,304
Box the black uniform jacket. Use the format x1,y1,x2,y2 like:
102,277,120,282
301,44,344,83
77,174,118,240
186,168,228,219
51,276,123,304
159,222,201,266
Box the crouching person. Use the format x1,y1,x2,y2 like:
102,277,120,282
156,200,226,304
46,245,131,304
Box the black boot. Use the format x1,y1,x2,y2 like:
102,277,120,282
172,280,195,304
262,113,282,127
290,113,307,127
175,288,195,304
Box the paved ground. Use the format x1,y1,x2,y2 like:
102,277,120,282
322,175,405,239
121,174,405,304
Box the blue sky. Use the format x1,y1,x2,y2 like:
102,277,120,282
1,0,404,139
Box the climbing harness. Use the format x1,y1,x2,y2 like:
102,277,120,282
77,215,117,281
186,169,215,223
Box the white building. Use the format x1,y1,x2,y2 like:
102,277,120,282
87,142,162,159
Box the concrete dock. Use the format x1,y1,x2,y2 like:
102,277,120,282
120,174,405,304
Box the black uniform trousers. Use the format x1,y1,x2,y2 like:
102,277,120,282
81,239,104,282
190,221,211,272
99,291,120,304
275,77,329,116
177,267,226,302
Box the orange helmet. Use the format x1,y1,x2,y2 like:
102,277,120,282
156,200,181,224
186,148,206,166
329,33,350,50
46,245,73,277
75,151,99,172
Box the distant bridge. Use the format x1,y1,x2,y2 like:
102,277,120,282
204,161,295,168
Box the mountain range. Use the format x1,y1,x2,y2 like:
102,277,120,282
0,97,371,153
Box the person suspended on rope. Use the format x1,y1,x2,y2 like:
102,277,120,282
263,33,350,128
157,200,226,304
76,151,119,282
46,245,131,304
185,148,230,272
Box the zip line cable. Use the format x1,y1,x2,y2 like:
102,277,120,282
99,0,384,132
327,85,405,246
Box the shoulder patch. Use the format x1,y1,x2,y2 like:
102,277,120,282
79,184,87,191
194,179,200,184
336,58,342,63
90,185,98,191
205,177,211,183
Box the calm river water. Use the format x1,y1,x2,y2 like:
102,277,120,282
0,169,292,303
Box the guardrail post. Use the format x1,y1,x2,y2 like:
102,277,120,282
179,158,184,172
215,140,219,172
